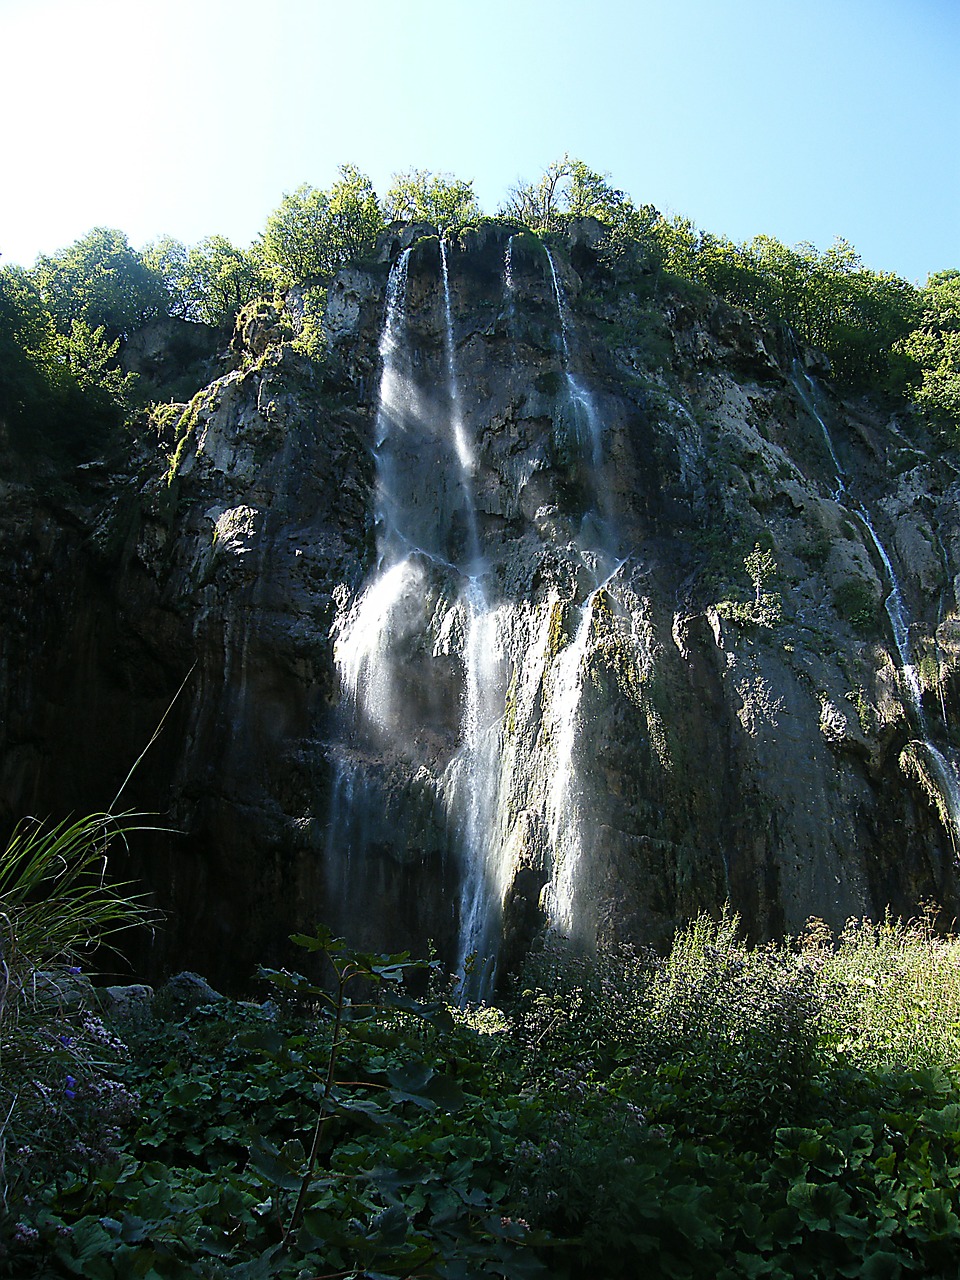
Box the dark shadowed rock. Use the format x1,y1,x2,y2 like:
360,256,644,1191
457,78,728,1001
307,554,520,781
2,224,960,992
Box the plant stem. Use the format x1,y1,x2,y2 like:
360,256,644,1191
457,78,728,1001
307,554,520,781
285,966,348,1242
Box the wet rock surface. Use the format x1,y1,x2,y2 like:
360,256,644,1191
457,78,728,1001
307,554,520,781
2,224,960,991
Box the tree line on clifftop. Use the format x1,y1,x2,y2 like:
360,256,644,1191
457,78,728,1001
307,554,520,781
1,158,958,464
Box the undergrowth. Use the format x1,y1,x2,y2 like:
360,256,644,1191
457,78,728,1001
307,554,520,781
6,898,960,1276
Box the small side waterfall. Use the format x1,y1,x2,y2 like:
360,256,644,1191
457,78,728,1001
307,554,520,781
541,560,629,934
545,247,604,470
793,360,845,501
503,234,517,331
440,238,477,486
796,367,960,846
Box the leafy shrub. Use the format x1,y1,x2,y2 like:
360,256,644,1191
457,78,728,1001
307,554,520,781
0,813,149,1215
810,909,960,1069
833,577,880,633
9,908,960,1277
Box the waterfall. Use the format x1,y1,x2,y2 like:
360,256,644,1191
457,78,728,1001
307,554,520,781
793,360,845,501
335,251,422,735
504,235,516,307
437,236,510,989
439,237,482,572
855,509,923,711
795,368,960,845
440,238,475,480
545,247,604,470
330,234,643,994
541,560,631,935
447,585,507,988
541,594,599,936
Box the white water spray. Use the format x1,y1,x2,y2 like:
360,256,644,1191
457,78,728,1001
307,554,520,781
439,238,475,476
796,367,960,845
542,560,630,933
545,247,604,470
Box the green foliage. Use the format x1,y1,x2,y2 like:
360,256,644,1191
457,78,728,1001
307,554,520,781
898,270,960,432
144,233,266,327
259,165,384,287
653,223,922,391
11,911,960,1276
505,155,662,274
0,264,137,461
806,909,960,1069
716,544,783,628
384,169,480,230
0,813,150,1211
31,227,168,341
289,284,327,360
0,265,54,426
833,577,879,634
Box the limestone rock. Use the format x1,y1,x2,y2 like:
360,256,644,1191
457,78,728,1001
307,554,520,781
2,221,959,993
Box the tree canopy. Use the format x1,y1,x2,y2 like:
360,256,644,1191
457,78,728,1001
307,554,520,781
898,271,960,426
144,235,265,327
259,166,384,287
2,158,958,453
383,170,479,230
0,261,137,460
651,221,923,391
31,227,168,341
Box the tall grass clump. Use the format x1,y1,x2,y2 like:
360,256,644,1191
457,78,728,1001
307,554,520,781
804,907,960,1069
635,908,824,1134
0,812,149,1213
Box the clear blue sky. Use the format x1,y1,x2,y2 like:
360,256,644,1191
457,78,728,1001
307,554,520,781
1,0,957,283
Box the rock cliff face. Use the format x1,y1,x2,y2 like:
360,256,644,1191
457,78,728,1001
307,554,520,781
3,221,960,990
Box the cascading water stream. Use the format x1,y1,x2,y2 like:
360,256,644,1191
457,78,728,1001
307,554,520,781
439,238,482,571
439,237,517,993
795,366,960,844
503,234,516,332
793,360,846,502
335,250,419,725
545,247,604,471
450,585,507,988
332,236,647,991
542,559,629,934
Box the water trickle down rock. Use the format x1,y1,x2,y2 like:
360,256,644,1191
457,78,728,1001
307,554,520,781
5,221,960,991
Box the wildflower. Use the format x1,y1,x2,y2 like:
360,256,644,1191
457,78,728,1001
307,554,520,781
64,1075,77,1101
67,966,82,975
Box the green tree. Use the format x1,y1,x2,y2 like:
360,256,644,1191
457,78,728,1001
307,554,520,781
144,235,264,326
54,319,137,401
0,262,135,460
898,270,960,429
655,221,920,390
260,166,384,287
184,236,264,326
31,227,168,340
506,157,663,274
0,265,54,424
383,169,480,230
504,157,572,233
142,235,192,318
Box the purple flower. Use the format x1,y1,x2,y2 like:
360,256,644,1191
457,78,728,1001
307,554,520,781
67,966,82,974
64,1075,76,1101
59,1034,73,1047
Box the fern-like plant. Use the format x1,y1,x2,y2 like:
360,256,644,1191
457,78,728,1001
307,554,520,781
0,811,151,1208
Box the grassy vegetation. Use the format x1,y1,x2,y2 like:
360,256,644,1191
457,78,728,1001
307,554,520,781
6,884,960,1277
